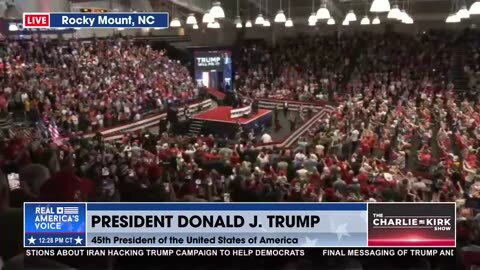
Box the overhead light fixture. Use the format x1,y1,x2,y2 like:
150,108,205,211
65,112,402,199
234,0,243,28
327,18,336,25
117,27,124,31
74,27,81,30
245,20,253,28
207,20,221,29
370,0,391,12
210,1,225,19
316,3,331,19
275,0,287,22
457,5,470,19
446,13,461,23
360,16,371,25
255,14,265,25
170,17,182,27
399,9,407,21
345,10,357,22
234,15,243,28
186,13,197,25
263,18,271,27
402,13,413,24
342,19,349,26
8,24,18,31
308,12,318,25
285,0,293,27
285,17,293,27
372,16,381,24
470,1,480,14
202,11,214,23
404,17,414,24
387,5,401,19
274,10,287,22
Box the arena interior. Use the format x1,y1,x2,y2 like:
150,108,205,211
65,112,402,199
0,0,480,269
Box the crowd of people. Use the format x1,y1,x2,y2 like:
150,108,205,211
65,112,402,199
463,31,480,95
235,34,361,101
0,37,200,134
0,31,479,269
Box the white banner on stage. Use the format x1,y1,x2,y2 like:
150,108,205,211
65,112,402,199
230,105,252,119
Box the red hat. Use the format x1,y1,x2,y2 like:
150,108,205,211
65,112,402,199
40,170,94,202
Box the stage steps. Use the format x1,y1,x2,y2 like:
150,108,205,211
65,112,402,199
188,119,204,136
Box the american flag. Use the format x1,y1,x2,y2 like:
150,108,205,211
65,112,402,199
38,118,62,144
48,121,60,140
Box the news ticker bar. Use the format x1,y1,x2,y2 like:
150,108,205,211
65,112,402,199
25,248,456,258
24,203,456,248
23,13,169,29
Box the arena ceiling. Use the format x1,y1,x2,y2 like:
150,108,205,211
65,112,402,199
149,0,472,23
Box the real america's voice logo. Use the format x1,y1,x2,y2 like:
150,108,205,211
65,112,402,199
367,203,456,247
24,203,87,247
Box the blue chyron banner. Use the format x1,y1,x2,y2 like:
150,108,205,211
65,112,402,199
23,203,455,248
23,12,169,29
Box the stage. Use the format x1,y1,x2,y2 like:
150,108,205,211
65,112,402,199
192,106,272,138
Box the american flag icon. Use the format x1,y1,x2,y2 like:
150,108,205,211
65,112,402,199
57,207,79,215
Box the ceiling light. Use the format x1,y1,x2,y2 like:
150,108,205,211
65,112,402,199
308,12,318,25
234,16,242,28
316,3,330,19
263,18,271,27
207,20,220,29
285,17,293,27
327,18,336,25
8,24,18,31
387,5,401,19
370,0,391,13
170,17,181,27
399,9,407,21
210,1,225,19
245,20,253,28
470,1,480,14
372,16,381,24
274,10,287,22
255,14,265,25
186,13,197,25
117,27,124,31
342,19,349,26
402,13,413,24
457,5,470,19
446,13,461,23
202,11,214,23
193,24,199,29
345,9,357,22
360,16,370,25
234,15,242,24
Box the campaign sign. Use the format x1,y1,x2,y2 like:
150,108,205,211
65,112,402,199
24,203,87,247
368,203,456,247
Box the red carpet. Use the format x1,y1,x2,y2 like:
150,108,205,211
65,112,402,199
193,106,271,124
